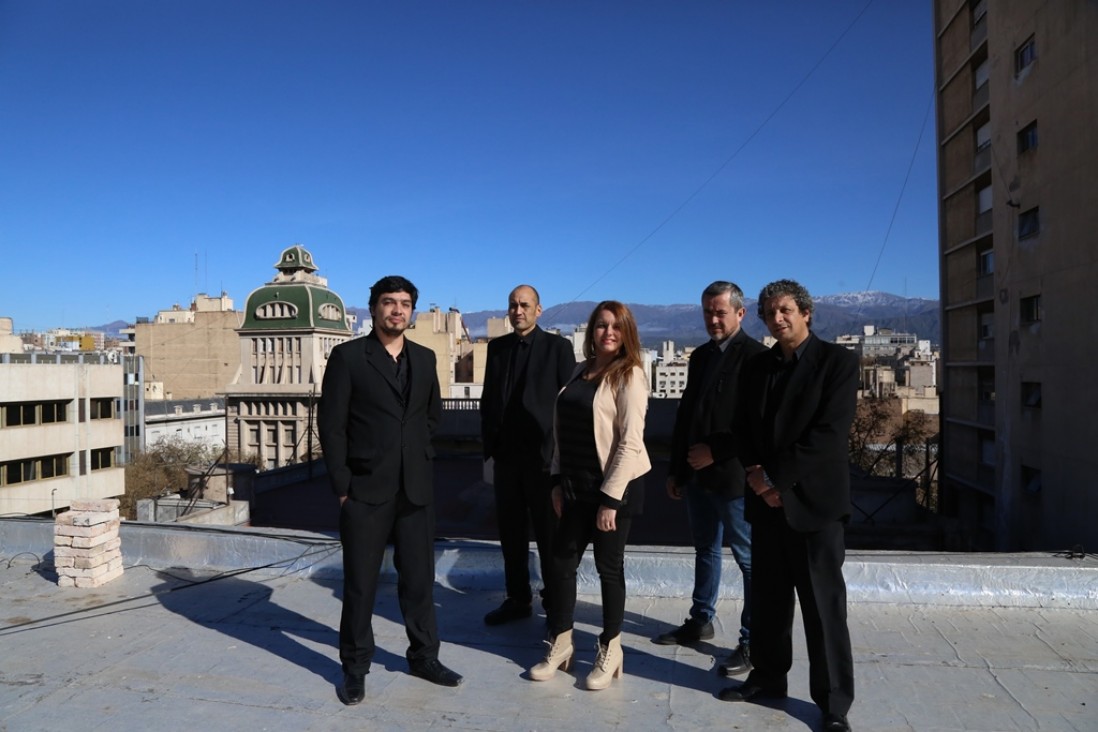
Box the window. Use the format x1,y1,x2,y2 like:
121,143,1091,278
2,401,69,428
1015,36,1036,75
975,121,991,152
974,58,990,90
91,447,115,471
0,454,70,486
978,373,995,403
978,249,994,276
1018,207,1040,239
979,436,996,466
977,185,993,213
1017,121,1038,153
1020,294,1042,323
971,0,987,23
1021,464,1042,493
89,398,116,420
1021,382,1042,409
979,312,995,340
41,401,68,424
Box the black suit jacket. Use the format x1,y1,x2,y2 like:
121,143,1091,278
480,325,575,467
738,333,858,532
669,328,767,497
318,333,441,506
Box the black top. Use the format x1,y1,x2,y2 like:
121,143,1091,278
555,375,603,488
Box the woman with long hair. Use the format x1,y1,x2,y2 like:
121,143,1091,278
529,300,651,690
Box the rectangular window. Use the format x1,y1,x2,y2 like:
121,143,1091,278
971,0,987,23
1020,294,1042,323
977,185,993,213
975,121,991,151
41,454,67,479
41,401,68,424
90,398,116,420
978,249,994,276
974,58,990,89
1021,381,1042,409
1021,464,1042,493
1018,207,1040,239
1017,121,1038,153
979,436,996,466
0,454,70,486
979,312,995,340
1015,36,1036,74
91,447,115,470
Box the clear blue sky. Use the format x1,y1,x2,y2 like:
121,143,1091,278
0,0,938,331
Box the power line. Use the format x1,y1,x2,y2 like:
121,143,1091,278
569,0,878,304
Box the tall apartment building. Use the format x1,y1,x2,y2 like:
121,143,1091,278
0,353,125,517
122,292,244,401
223,245,354,469
933,0,1097,549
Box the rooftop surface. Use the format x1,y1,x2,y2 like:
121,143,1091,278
1,519,1096,732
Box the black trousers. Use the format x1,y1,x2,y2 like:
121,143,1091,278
747,517,854,716
547,499,632,643
493,459,558,608
338,488,439,675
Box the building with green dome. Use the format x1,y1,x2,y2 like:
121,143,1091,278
224,245,355,469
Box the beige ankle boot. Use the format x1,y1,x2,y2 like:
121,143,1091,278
529,629,574,681
585,634,624,690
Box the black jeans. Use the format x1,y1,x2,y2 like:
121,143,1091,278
492,459,557,608
547,498,632,644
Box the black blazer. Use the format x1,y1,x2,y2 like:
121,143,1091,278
669,328,767,498
318,333,441,506
480,325,576,467
737,333,858,532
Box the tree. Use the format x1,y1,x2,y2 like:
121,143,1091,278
121,438,221,520
848,396,936,479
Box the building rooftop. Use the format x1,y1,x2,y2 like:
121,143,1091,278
1,518,1096,731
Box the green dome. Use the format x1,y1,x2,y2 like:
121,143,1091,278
241,245,351,332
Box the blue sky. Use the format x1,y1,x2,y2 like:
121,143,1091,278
0,0,938,331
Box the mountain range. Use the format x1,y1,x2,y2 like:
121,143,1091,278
455,292,940,348
93,291,938,348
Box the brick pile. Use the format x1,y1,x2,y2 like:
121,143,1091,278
54,498,123,588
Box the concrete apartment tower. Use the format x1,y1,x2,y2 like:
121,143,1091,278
933,0,1098,550
224,245,354,469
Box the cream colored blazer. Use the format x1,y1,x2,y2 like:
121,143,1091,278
551,362,652,503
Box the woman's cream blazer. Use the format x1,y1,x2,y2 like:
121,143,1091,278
551,362,652,503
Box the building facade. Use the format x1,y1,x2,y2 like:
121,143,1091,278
934,0,1098,549
223,245,354,470
122,292,243,401
0,353,125,517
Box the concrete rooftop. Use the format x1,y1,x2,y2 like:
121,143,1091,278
1,518,1097,732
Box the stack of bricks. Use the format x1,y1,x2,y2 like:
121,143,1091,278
54,498,123,588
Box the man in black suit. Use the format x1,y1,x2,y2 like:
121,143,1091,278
654,281,765,679
319,275,461,706
480,284,576,625
719,280,858,732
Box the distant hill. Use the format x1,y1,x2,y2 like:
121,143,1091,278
458,292,940,348
96,293,938,348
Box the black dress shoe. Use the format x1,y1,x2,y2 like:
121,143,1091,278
409,658,463,687
717,643,752,676
717,680,787,703
484,598,533,626
824,713,852,731
653,617,714,645
339,671,366,705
